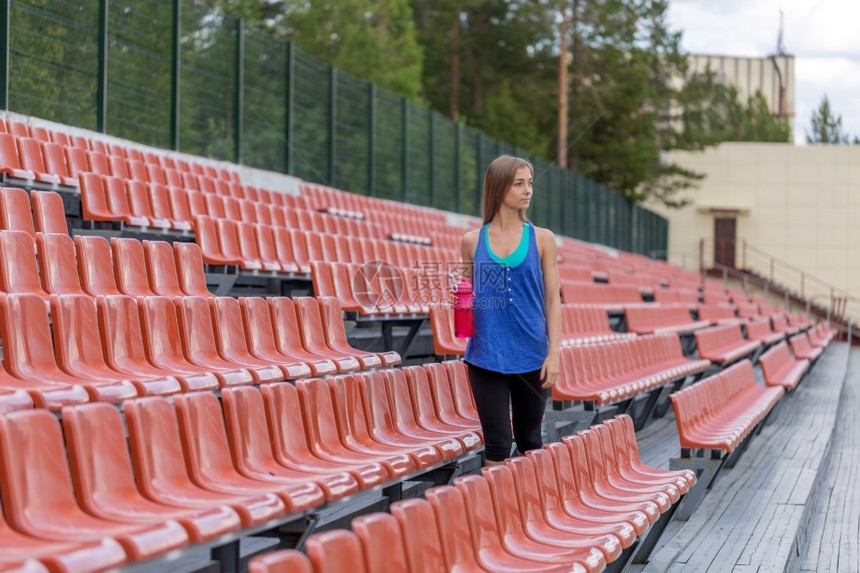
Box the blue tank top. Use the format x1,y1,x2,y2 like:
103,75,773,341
464,223,548,374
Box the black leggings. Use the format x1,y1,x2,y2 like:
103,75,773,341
466,362,549,462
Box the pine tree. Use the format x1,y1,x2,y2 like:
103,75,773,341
806,95,850,144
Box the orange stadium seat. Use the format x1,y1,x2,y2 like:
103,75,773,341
39,141,78,187
221,385,359,501
96,294,219,393
206,296,285,384
49,294,180,397
237,297,313,380
143,239,188,298
0,187,35,238
123,396,287,527
248,550,312,573
260,381,388,489
74,234,122,296
29,190,68,234
173,241,216,297
61,402,242,543
759,341,809,390
172,391,325,513
172,296,257,386
267,297,339,376
0,409,189,562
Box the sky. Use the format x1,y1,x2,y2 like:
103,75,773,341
666,0,860,145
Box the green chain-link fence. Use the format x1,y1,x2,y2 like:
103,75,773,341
0,0,668,256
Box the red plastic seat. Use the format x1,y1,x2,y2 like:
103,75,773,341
388,498,453,572
148,183,192,231
327,374,441,468
143,239,187,298
97,294,219,393
40,141,78,187
103,176,150,227
136,295,234,388
0,409,189,562
357,371,463,461
522,448,640,543
266,297,338,376
482,464,615,567
564,434,665,518
29,190,68,234
292,296,360,372
215,217,263,270
429,303,468,355
0,499,126,572
0,187,35,238
126,180,170,229
401,365,482,450
296,377,414,478
0,133,36,181
604,416,695,490
260,381,389,488
442,359,481,421
34,233,87,296
124,396,287,527
248,550,312,573
382,368,466,457
50,294,180,397
206,296,285,384
351,512,412,573
221,385,359,501
173,241,216,297
238,296,313,380
193,215,242,266
257,224,298,273
0,230,47,301
63,147,91,180
172,296,256,386
62,402,242,543
74,234,122,296
305,529,368,573
318,296,399,367
237,221,279,271
0,292,136,404
110,237,156,296
448,478,584,573
423,362,482,431
173,392,325,513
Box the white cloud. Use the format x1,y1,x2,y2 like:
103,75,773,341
668,0,860,144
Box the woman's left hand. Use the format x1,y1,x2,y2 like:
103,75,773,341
540,354,560,389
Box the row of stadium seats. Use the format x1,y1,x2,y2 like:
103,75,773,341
248,415,696,573
0,363,483,569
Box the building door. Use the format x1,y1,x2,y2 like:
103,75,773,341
714,218,736,268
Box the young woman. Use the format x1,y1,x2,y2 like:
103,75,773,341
461,155,561,466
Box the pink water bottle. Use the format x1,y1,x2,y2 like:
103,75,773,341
453,279,474,338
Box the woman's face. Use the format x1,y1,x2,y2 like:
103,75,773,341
503,166,533,211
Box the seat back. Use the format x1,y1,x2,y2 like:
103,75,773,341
248,550,312,573
392,496,453,573
259,382,319,467
0,410,80,531
74,234,121,296
35,233,86,295
49,294,112,375
111,237,155,297
0,293,65,380
351,512,411,573
173,241,214,297
30,190,68,234
143,240,186,297
305,530,367,573
0,230,45,299
61,402,140,513
0,187,35,238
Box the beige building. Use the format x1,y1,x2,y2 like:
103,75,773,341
649,142,860,318
687,54,795,132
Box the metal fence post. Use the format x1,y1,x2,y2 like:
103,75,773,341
0,0,10,110
454,122,462,213
96,0,108,133
368,82,376,197
284,41,294,175
233,18,244,165
329,65,337,188
170,0,181,151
